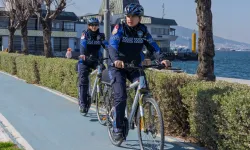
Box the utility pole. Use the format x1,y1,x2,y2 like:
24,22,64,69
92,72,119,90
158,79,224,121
162,2,165,19
104,0,110,63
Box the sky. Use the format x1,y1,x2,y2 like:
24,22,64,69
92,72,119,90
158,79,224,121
65,0,250,44
0,0,249,44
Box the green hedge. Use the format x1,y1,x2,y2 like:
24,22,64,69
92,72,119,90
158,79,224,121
36,57,78,97
16,55,40,84
145,70,196,136
180,81,250,150
0,52,20,75
0,52,249,150
0,52,78,97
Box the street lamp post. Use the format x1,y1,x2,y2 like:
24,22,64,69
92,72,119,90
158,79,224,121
104,0,110,63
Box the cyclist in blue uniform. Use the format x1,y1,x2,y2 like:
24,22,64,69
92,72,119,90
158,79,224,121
108,3,171,140
78,17,108,114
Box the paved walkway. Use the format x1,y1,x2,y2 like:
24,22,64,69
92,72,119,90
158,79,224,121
0,72,201,150
217,77,250,85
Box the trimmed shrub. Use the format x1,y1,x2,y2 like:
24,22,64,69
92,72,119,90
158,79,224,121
216,85,250,150
0,52,21,75
180,81,250,150
145,70,196,136
16,55,41,84
36,57,78,98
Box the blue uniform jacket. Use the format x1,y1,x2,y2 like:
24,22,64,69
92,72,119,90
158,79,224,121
80,30,109,58
108,22,165,65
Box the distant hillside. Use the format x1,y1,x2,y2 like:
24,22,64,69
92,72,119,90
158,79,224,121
172,26,250,51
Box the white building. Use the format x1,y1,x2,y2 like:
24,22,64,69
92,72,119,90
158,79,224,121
0,0,80,57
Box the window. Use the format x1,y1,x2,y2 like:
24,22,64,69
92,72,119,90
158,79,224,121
52,22,62,31
36,37,44,52
13,36,21,51
151,28,169,35
54,38,69,52
54,37,60,51
53,23,60,28
61,38,69,51
28,37,36,51
0,17,9,29
27,19,36,30
165,29,169,35
169,29,175,36
64,22,74,31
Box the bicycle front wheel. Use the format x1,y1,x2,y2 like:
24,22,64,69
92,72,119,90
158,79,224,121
137,97,165,150
96,84,108,126
106,89,124,146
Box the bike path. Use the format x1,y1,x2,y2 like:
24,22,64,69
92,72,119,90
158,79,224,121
0,72,202,150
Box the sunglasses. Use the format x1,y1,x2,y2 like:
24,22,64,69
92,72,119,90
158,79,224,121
89,24,99,27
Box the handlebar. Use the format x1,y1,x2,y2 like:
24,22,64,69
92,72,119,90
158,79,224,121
110,61,182,71
79,55,108,65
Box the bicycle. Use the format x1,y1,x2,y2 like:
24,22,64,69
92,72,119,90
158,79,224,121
77,56,108,122
102,61,182,150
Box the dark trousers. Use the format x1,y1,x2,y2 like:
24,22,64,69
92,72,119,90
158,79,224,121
78,62,97,108
108,66,147,129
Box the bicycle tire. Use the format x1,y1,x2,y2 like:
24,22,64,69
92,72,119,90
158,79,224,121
81,94,91,116
107,112,124,146
137,97,165,150
106,88,124,146
96,84,108,126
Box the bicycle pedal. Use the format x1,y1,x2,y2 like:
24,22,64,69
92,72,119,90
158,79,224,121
101,116,107,121
106,120,112,127
131,123,135,130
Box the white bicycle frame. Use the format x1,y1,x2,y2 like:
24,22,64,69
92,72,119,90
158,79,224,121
110,75,151,130
89,65,102,99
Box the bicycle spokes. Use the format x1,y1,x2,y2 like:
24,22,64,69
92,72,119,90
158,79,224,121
138,98,164,150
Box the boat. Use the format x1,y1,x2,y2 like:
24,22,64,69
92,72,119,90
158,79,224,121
172,47,198,61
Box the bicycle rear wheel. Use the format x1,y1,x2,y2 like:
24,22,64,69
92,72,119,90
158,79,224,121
137,97,164,150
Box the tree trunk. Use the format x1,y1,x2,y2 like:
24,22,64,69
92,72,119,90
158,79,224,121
8,27,16,53
41,19,53,58
21,21,29,55
196,0,216,81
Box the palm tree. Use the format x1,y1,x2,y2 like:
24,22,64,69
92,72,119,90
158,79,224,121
195,0,216,81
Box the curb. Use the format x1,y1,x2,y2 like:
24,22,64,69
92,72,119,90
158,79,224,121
0,123,11,142
0,113,34,150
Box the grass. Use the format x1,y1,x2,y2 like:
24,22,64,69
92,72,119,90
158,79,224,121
0,142,21,150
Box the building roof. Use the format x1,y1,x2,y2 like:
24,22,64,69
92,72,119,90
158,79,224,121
79,14,102,19
41,10,78,21
149,16,178,26
78,14,104,24
0,9,78,21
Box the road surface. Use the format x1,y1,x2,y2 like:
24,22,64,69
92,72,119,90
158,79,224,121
0,72,201,150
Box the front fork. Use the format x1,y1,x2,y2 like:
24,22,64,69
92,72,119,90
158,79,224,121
139,94,145,132
95,78,102,106
96,65,102,101
91,65,102,103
